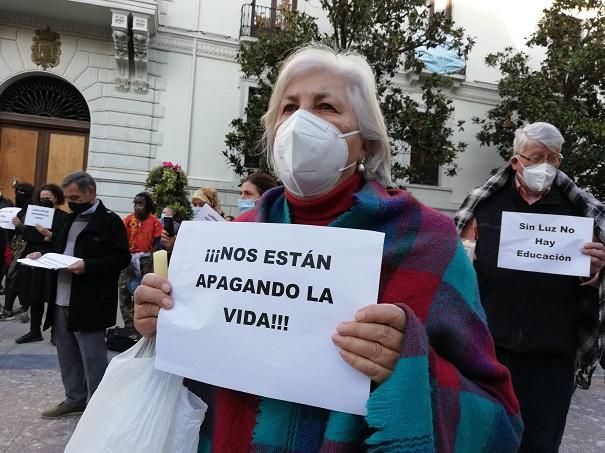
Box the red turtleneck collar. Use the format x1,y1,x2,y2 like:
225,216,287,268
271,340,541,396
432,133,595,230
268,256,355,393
285,172,363,226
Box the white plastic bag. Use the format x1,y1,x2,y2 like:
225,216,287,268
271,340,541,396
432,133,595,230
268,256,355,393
65,337,207,453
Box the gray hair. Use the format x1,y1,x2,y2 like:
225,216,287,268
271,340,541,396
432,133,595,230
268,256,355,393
513,122,565,155
62,171,96,193
262,44,392,187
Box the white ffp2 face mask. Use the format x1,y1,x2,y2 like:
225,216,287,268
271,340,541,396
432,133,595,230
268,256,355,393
273,109,360,198
519,160,558,192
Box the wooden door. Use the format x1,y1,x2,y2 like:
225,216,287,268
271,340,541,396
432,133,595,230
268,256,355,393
0,117,88,201
0,126,38,202
46,132,87,186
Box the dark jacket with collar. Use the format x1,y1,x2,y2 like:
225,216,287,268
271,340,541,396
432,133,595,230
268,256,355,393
473,176,597,353
46,200,130,332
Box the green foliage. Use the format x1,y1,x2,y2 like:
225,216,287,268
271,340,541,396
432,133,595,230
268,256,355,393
224,1,474,184
223,11,320,175
144,162,193,222
474,0,605,199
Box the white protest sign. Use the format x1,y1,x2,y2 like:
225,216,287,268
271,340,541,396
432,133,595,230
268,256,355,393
156,221,385,416
497,211,593,277
18,253,82,270
0,207,21,230
24,205,55,229
193,204,225,222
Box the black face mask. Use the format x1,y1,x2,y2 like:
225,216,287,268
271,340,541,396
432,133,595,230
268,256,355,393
39,199,54,208
69,201,93,214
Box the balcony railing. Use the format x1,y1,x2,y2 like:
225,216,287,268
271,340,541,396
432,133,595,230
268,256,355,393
240,4,288,39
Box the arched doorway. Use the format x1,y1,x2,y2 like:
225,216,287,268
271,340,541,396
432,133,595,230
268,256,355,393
0,75,90,202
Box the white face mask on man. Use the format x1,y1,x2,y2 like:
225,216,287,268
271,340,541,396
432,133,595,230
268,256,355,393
518,159,558,192
273,109,360,198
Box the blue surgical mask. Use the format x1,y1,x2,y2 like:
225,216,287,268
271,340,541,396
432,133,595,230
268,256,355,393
237,199,256,214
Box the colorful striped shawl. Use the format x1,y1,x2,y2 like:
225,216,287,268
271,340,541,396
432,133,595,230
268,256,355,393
206,181,522,453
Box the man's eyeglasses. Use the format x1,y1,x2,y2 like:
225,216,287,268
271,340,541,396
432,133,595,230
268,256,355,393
517,153,563,164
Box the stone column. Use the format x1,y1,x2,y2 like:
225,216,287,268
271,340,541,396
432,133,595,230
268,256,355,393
132,14,150,93
111,10,130,91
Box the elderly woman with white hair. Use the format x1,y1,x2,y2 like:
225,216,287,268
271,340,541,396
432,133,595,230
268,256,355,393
135,45,522,452
456,122,605,452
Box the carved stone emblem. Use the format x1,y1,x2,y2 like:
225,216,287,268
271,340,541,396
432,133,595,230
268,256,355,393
31,27,61,69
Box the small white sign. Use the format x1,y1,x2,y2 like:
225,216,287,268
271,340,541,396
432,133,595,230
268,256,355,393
24,205,55,229
155,221,385,416
497,211,593,277
18,253,82,270
0,207,21,230
193,204,225,222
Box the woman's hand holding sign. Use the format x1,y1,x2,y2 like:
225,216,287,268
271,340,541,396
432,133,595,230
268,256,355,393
134,273,173,337
332,304,406,384
135,271,406,384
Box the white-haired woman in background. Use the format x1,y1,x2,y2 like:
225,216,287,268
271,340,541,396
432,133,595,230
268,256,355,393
135,44,522,452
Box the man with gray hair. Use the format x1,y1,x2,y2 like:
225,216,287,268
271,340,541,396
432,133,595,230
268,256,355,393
27,171,130,419
455,122,605,452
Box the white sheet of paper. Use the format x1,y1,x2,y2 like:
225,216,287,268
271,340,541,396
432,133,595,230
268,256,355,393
0,207,21,230
193,204,225,222
497,211,593,277
24,205,55,229
18,253,82,270
156,221,385,416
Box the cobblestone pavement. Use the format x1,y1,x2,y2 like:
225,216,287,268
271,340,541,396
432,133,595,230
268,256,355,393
1,303,604,452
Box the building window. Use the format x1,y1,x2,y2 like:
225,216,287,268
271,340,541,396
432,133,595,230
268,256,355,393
430,0,452,16
0,76,90,122
240,1,299,38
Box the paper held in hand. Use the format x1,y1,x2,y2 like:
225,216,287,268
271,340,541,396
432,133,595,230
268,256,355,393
18,253,83,270
497,211,593,277
24,205,55,229
0,207,21,230
193,204,225,222
155,221,385,416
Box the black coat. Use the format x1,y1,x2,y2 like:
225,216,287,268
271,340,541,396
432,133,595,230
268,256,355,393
22,208,69,255
46,200,130,332
473,181,597,353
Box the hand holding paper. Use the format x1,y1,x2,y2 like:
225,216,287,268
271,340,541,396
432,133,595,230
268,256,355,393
581,241,605,277
67,259,86,275
155,221,385,415
193,204,225,222
24,205,55,229
134,272,173,338
332,303,406,384
18,253,83,270
0,207,21,230
34,224,52,239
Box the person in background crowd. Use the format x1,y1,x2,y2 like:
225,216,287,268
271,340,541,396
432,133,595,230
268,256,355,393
159,206,181,254
118,192,162,328
0,189,13,295
0,182,34,320
134,45,522,452
27,171,129,419
456,122,605,452
191,187,224,218
15,184,69,344
238,172,278,215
